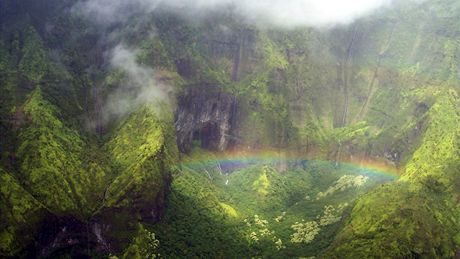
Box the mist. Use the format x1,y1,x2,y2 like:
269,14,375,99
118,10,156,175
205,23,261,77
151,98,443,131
73,0,393,28
73,0,398,124
103,44,171,121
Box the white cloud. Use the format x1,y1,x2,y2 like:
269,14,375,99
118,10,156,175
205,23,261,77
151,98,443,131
103,45,171,121
74,0,394,28
236,0,393,27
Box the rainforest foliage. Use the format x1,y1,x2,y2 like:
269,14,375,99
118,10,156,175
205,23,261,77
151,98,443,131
152,149,394,258
0,0,459,258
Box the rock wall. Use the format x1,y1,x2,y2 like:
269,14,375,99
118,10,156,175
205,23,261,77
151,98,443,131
175,85,237,152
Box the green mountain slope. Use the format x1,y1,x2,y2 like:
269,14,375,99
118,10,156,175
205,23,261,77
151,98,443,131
0,0,459,257
326,88,460,258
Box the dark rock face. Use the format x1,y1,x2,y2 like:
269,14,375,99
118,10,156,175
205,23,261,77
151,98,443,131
35,216,116,257
36,216,92,258
175,86,237,152
34,182,172,258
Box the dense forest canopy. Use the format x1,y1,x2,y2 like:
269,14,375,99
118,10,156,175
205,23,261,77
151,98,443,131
0,0,459,258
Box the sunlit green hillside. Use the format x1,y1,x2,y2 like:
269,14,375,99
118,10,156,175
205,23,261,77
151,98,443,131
0,0,459,258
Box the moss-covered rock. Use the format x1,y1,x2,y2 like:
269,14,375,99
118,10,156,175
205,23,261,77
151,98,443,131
325,88,460,258
5,89,178,256
105,106,178,212
121,224,160,259
18,27,49,84
2,0,460,258
0,168,46,257
17,88,92,215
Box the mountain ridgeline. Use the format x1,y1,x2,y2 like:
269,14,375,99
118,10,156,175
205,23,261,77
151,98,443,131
0,0,459,258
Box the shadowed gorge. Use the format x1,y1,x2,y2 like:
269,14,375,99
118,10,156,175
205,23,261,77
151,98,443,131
0,0,459,258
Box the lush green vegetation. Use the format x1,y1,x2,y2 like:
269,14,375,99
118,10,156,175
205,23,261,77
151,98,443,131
325,87,460,258
151,149,395,258
0,0,459,257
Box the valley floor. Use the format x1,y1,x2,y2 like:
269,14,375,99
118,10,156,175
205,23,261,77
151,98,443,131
152,149,397,258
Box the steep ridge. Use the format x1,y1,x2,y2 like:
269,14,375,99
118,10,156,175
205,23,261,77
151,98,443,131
0,0,459,257
326,88,460,258
1,90,178,257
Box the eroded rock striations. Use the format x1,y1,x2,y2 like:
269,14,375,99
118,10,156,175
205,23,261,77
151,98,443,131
175,85,237,152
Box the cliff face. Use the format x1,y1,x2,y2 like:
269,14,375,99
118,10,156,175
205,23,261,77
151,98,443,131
157,3,454,163
0,1,180,256
325,89,460,258
0,89,178,257
1,0,460,257
175,86,237,152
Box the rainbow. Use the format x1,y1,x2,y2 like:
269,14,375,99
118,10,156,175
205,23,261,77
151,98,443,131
178,149,400,179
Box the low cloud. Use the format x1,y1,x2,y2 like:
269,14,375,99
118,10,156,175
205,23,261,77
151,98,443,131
74,0,393,28
103,44,171,121
75,0,398,128
235,0,392,27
